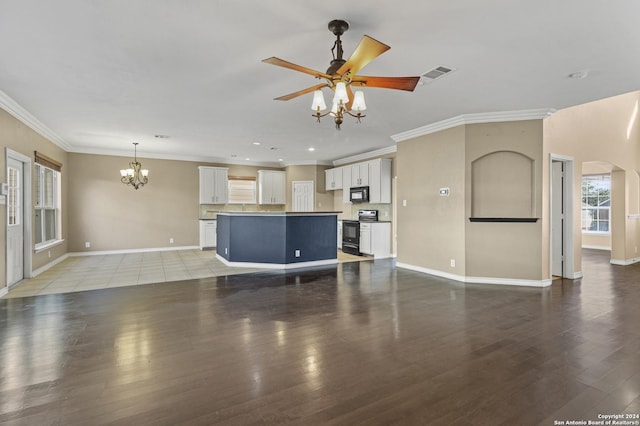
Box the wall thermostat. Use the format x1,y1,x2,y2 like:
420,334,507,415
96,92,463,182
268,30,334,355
439,187,450,196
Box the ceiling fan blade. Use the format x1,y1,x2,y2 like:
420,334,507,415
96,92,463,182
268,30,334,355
336,35,390,76
262,57,332,80
345,84,354,111
351,75,421,92
274,83,329,101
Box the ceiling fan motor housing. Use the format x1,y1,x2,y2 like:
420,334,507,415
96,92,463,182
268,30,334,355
328,19,349,36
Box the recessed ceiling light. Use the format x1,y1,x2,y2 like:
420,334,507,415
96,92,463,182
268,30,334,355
253,142,261,145
568,70,589,79
308,147,315,152
278,158,283,162
245,157,250,161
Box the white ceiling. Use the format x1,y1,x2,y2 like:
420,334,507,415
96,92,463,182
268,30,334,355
1,0,639,166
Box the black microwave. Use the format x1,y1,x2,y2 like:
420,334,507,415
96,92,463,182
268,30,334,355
349,186,369,203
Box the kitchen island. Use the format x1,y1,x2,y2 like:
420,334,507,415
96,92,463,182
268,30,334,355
216,211,340,268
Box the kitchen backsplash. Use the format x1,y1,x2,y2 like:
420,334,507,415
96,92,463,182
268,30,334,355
348,203,392,221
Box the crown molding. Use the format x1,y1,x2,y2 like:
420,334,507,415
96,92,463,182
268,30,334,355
0,90,72,151
281,160,333,167
68,146,283,167
70,146,333,168
391,108,557,143
333,145,397,166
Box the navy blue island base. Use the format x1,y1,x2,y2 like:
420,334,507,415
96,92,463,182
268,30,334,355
216,211,340,269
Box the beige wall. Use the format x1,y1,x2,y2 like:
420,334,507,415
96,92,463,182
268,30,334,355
544,90,640,270
396,126,467,275
0,109,69,286
396,120,545,281
465,120,544,280
67,153,202,252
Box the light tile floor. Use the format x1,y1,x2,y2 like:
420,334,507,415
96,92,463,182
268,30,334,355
4,249,365,298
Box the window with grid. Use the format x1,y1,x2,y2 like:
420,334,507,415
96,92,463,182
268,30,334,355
227,177,256,204
581,174,610,233
35,163,62,247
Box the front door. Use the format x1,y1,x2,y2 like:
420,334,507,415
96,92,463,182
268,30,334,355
7,157,24,286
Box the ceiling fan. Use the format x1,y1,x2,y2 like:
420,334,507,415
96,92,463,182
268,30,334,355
262,19,420,128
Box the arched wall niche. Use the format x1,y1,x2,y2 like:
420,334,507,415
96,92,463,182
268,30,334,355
471,150,536,219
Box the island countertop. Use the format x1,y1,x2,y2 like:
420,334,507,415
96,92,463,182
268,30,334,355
215,211,342,216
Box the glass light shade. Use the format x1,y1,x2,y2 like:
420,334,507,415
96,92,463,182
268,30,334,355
333,82,349,104
126,168,134,177
120,169,127,177
141,169,149,177
330,101,339,116
311,90,327,111
351,91,367,111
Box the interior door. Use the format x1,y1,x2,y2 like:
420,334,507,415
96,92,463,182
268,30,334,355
551,160,564,276
7,157,24,285
292,181,314,212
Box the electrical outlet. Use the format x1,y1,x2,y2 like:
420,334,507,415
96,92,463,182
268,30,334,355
295,249,301,257
450,259,456,267
85,242,91,248
169,238,174,244
225,248,228,254
48,250,51,258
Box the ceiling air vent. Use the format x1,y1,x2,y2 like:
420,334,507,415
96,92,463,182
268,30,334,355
421,66,455,83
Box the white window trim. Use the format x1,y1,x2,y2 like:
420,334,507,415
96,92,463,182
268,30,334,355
34,163,62,248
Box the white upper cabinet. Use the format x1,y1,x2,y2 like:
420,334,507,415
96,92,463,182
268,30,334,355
325,167,343,191
199,166,228,204
258,170,286,205
341,159,392,204
350,162,369,187
367,158,392,204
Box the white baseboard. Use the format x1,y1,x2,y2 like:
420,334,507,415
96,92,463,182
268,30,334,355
568,271,584,279
396,262,552,287
216,254,338,270
611,257,640,266
68,245,199,257
31,246,200,278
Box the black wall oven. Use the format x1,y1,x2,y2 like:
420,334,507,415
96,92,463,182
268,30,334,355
342,220,360,255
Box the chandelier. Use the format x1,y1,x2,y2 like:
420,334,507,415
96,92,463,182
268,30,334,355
311,82,366,129
119,142,149,190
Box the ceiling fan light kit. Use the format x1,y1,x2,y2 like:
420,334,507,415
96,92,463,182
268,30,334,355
263,19,419,129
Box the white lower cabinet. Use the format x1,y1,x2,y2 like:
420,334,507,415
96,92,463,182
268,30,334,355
199,220,217,249
359,222,391,258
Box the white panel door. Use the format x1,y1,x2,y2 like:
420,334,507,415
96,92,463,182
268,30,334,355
7,157,24,285
551,161,564,276
292,181,314,212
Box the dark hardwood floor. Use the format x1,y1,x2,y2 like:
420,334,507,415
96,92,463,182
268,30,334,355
1,250,639,425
